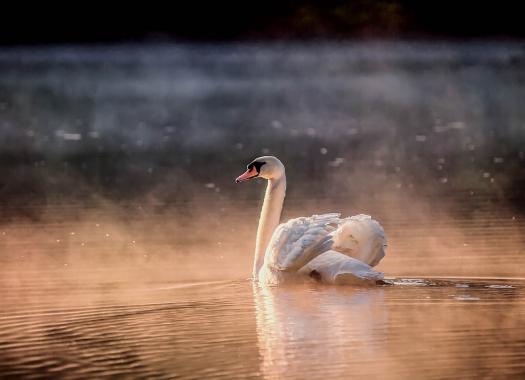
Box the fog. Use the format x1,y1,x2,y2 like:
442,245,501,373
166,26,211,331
1,41,524,282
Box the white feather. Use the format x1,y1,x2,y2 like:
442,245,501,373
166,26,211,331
265,213,340,271
331,214,387,267
300,251,384,285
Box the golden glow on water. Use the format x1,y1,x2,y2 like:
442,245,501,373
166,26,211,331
1,197,524,379
1,268,524,379
0,199,523,378
253,280,525,379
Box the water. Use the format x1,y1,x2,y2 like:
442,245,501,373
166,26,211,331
1,274,524,379
1,42,525,378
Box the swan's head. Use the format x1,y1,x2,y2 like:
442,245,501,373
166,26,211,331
235,156,285,182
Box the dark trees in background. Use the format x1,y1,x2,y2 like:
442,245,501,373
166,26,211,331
0,1,524,45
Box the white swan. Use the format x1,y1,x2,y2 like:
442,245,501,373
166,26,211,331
236,156,387,285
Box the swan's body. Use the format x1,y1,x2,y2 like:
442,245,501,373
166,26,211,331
236,156,387,285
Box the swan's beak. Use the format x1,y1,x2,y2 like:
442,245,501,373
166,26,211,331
235,167,258,183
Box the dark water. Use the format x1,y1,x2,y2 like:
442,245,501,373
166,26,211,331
1,42,525,378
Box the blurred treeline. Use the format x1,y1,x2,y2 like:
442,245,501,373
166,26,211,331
0,1,524,45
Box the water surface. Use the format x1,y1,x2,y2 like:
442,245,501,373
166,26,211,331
1,274,524,379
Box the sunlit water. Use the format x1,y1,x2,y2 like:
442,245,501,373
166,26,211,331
1,274,524,379
1,42,525,378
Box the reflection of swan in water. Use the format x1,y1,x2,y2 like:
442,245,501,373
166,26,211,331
236,156,387,285
253,283,388,378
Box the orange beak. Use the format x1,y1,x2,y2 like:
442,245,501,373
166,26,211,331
235,166,258,183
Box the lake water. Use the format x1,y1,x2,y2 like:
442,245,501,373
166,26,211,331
1,42,525,378
2,273,524,379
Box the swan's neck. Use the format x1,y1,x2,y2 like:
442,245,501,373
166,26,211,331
253,174,286,277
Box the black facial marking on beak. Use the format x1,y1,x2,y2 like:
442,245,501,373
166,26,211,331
248,160,266,174
236,160,266,183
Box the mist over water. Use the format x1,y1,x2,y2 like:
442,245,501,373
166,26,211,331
1,42,525,378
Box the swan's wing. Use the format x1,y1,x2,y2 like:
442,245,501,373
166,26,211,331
300,250,384,284
266,213,340,272
331,214,387,267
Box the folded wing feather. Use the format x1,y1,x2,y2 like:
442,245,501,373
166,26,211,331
265,213,340,271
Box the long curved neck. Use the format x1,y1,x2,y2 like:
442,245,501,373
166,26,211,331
253,174,286,277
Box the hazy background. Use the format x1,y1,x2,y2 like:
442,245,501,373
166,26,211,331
1,2,525,281
1,42,524,282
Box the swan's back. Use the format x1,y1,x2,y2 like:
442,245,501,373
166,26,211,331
331,214,387,267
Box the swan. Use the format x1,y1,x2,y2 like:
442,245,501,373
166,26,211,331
235,156,387,285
